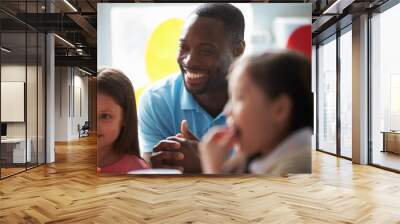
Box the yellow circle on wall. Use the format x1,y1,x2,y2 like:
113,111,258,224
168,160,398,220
135,18,184,105
145,18,184,82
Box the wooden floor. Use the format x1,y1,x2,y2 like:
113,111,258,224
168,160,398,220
1,167,26,178
0,136,400,223
372,150,400,171
1,163,45,178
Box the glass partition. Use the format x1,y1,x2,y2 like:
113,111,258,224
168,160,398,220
317,35,337,155
370,3,400,171
38,32,45,165
1,31,28,177
27,30,39,169
0,1,46,179
339,28,352,158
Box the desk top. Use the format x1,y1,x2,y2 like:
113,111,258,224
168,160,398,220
1,138,28,143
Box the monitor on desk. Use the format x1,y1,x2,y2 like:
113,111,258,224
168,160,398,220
1,123,7,138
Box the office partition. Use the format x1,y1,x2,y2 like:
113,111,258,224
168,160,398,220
0,1,47,179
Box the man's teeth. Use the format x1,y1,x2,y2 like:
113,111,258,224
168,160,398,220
187,73,206,79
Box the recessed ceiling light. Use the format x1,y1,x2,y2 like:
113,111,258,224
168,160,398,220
323,0,354,15
63,0,78,12
78,67,92,76
54,34,75,48
1,47,11,53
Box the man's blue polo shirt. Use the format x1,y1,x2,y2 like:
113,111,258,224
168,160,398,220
138,73,226,153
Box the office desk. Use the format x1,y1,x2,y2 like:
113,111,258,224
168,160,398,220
382,131,400,154
1,138,31,164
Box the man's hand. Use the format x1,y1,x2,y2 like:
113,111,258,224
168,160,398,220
175,120,198,140
150,120,202,173
165,136,201,173
150,140,184,171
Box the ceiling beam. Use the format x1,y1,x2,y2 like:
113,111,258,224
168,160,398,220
67,13,97,42
55,55,96,71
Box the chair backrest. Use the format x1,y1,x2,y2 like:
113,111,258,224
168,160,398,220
82,121,90,129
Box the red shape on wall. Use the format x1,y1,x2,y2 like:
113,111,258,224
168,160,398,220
287,25,311,61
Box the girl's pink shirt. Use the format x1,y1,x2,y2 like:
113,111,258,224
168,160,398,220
98,154,150,174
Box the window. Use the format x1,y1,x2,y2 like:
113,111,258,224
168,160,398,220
317,36,337,154
339,28,352,158
370,2,400,171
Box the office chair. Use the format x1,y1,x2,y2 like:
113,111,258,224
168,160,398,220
79,121,90,138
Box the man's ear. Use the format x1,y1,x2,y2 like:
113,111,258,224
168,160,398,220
233,40,245,58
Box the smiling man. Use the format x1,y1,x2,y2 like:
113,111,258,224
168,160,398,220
138,3,245,173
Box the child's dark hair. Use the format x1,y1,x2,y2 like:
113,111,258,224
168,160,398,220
97,68,140,157
232,50,313,133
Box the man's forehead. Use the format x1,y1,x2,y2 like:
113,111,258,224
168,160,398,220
180,15,227,42
182,15,225,32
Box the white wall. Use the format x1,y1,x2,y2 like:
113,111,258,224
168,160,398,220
250,3,311,55
1,63,46,164
73,73,89,137
1,65,27,153
98,3,311,92
1,65,34,138
55,66,69,141
54,67,89,141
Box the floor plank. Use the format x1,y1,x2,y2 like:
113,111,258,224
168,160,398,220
372,151,400,171
0,136,399,223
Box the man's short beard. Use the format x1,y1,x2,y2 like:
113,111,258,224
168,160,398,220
181,67,228,95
